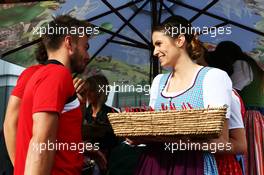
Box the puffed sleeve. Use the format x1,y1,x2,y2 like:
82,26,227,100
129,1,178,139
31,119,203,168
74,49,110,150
149,74,163,108
203,68,233,118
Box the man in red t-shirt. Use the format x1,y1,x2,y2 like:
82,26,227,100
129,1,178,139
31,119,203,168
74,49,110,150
4,42,47,165
4,43,86,167
14,15,90,175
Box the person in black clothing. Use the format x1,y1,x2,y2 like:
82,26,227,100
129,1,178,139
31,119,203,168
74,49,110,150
83,74,118,175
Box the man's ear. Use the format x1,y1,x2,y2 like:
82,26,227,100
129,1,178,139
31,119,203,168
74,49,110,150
174,34,185,48
65,35,74,55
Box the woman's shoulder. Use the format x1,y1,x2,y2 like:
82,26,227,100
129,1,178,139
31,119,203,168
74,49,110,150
205,67,230,79
154,73,167,79
206,67,228,74
152,73,170,84
203,67,232,90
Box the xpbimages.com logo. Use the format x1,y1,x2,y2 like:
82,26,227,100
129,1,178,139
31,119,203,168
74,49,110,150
32,140,100,154
98,82,151,95
32,24,100,37
164,140,232,154
164,24,232,38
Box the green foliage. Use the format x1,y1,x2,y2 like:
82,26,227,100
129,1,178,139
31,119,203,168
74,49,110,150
0,3,46,28
88,58,149,85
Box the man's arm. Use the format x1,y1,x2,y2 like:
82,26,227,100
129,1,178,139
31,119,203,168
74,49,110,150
24,112,58,175
3,95,21,165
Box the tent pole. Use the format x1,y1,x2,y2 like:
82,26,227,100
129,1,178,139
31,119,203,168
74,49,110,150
160,0,175,17
1,38,42,58
189,0,218,23
89,0,150,63
109,40,149,49
102,0,151,46
94,25,149,48
87,0,144,22
150,0,159,82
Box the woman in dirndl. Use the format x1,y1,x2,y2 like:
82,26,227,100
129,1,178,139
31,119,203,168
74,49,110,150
133,15,233,175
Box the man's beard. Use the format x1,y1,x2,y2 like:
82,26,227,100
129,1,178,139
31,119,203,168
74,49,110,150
70,49,86,74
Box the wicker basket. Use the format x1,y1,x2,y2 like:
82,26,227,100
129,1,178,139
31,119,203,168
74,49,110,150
108,107,227,140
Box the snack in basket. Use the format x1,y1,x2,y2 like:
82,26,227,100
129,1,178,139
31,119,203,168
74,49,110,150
108,106,227,140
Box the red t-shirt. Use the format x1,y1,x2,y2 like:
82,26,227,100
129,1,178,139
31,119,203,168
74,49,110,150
14,62,83,175
12,65,43,98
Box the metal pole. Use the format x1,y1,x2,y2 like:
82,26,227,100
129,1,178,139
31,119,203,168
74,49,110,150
150,0,159,82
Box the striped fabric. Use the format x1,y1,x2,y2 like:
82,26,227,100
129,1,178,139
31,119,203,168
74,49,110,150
204,152,218,175
243,110,264,175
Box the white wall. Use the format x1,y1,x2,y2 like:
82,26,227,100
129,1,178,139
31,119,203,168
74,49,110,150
0,59,24,87
0,59,24,129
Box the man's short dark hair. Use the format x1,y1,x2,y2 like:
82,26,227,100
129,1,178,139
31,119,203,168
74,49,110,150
42,15,91,51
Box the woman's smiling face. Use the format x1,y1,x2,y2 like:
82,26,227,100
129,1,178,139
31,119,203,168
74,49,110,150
152,31,181,68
